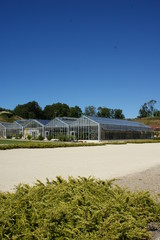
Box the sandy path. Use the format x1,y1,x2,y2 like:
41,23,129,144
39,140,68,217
115,165,160,196
0,143,160,192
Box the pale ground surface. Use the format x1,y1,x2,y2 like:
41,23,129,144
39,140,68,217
1,143,160,240
115,165,160,197
0,143,160,193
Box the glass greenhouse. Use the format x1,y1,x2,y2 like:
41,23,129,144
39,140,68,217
23,119,50,138
0,116,153,140
70,116,153,141
0,122,23,138
45,117,77,138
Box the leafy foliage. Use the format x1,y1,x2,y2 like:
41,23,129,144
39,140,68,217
13,101,44,119
138,100,159,118
1,139,160,150
85,106,125,119
68,105,82,118
2,101,125,121
43,102,70,119
42,103,83,119
0,177,159,239
84,105,97,116
97,107,112,118
0,140,106,150
114,109,125,119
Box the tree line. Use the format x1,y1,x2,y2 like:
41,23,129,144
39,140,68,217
0,101,125,120
138,100,160,118
1,99,159,120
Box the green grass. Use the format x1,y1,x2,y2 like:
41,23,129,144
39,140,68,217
106,139,160,144
0,139,106,150
0,139,160,150
0,139,28,145
0,177,159,239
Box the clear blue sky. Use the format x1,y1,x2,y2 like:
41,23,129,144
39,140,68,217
1,0,160,118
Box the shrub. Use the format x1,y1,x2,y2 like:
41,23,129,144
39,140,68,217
27,134,32,140
6,135,12,139
0,177,159,239
38,134,44,141
16,133,23,139
57,134,75,142
47,134,53,141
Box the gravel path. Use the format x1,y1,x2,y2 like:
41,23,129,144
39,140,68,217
115,165,160,197
0,143,160,192
0,143,160,239
115,165,160,240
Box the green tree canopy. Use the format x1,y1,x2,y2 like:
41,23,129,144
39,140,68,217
84,105,97,116
154,110,160,117
113,109,125,119
97,107,111,118
69,106,82,118
44,103,70,119
43,105,55,119
13,101,44,119
138,100,157,118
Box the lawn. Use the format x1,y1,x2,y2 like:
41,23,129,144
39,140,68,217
0,139,106,150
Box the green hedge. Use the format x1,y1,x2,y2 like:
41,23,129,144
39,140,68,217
0,141,106,150
0,139,160,150
0,177,159,239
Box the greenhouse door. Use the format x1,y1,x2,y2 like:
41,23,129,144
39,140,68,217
45,131,49,138
70,131,75,137
31,130,39,138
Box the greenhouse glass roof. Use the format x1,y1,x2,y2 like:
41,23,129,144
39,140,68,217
0,122,22,129
85,116,152,131
15,120,32,127
46,117,77,128
16,119,50,127
57,117,77,125
35,120,50,126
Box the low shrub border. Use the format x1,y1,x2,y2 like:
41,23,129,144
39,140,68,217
0,177,160,239
0,139,160,150
0,141,106,150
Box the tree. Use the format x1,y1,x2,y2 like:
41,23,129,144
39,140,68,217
69,106,82,118
138,100,157,118
84,106,96,116
147,100,157,116
13,101,43,119
139,103,150,118
0,107,11,112
43,105,55,119
52,103,70,117
154,110,160,117
113,109,125,119
44,103,70,119
97,107,111,118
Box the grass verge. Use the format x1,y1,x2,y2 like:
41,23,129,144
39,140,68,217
0,177,160,239
0,139,160,150
0,140,106,150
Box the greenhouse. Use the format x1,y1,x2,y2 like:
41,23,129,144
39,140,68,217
45,117,77,139
0,116,153,140
70,115,153,141
15,120,32,138
0,122,23,138
23,119,50,138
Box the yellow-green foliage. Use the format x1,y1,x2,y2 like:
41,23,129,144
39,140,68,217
0,177,160,239
1,139,160,150
0,141,106,150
